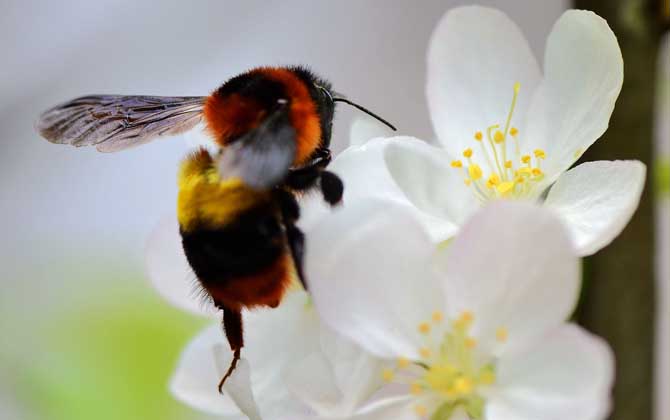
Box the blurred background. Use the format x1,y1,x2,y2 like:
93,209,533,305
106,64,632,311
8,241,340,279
0,1,667,419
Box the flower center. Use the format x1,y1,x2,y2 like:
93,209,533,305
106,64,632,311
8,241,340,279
382,311,507,420
450,84,547,201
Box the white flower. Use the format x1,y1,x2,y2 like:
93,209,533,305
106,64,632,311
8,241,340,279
331,7,645,256
304,199,615,420
145,217,385,420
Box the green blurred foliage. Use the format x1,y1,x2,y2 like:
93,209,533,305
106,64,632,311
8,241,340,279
5,272,210,420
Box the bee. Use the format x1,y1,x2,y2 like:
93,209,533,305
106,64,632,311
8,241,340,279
36,66,396,391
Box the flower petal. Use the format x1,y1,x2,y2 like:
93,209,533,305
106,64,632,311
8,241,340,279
278,397,420,420
349,115,395,147
170,291,319,417
145,215,217,316
544,160,646,256
285,327,386,417
330,137,462,241
524,10,623,178
427,6,541,157
436,201,580,356
306,199,444,359
170,324,241,416
487,323,614,420
215,355,262,420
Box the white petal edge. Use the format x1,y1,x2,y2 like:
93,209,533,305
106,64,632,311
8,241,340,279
145,214,217,316
306,199,444,360
487,323,614,420
427,6,541,158
436,201,580,357
544,160,646,256
331,137,461,241
216,354,262,420
170,291,320,418
524,9,624,178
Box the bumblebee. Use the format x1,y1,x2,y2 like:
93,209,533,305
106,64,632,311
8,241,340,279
36,66,395,390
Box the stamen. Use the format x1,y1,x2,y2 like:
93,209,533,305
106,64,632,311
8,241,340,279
468,164,483,181
382,368,395,382
397,357,410,369
432,311,444,323
495,327,508,342
474,131,483,141
414,405,428,417
451,160,463,168
534,149,546,159
463,148,473,158
410,382,423,395
496,181,515,196
521,155,531,164
510,127,518,136
418,322,431,335
465,337,478,349
493,130,504,144
419,347,432,359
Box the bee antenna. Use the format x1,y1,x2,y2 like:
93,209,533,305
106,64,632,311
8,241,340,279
332,97,397,131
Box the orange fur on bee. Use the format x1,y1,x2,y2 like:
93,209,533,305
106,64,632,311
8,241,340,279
206,254,293,311
204,67,322,167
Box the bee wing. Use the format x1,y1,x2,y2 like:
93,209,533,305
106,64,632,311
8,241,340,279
36,95,206,152
218,102,296,189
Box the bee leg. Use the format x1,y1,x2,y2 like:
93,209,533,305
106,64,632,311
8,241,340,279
218,308,243,394
286,224,307,290
285,165,321,191
319,171,344,205
276,190,308,290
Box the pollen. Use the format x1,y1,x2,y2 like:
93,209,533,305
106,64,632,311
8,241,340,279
510,127,519,136
493,130,504,143
432,311,444,323
451,160,463,168
521,155,531,164
419,347,432,359
453,376,474,395
486,174,500,189
465,337,477,349
505,160,513,169
410,382,423,395
532,168,543,177
468,164,483,180
496,181,515,196
418,322,431,334
534,149,546,159
496,327,508,342
474,131,483,141
382,368,395,382
463,148,473,158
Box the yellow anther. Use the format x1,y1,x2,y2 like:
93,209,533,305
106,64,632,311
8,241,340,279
414,405,427,417
534,149,546,159
493,130,504,143
382,368,395,382
487,174,500,186
397,357,410,369
468,164,483,181
464,179,472,186
513,82,521,93
521,155,531,164
451,160,463,168
432,311,444,323
419,347,431,359
504,160,513,169
465,337,478,349
496,181,515,196
463,148,473,158
496,327,508,342
474,131,483,141
517,167,532,176
453,376,474,395
478,370,496,385
418,322,431,335
532,168,543,177
510,127,519,136
454,311,474,330
410,382,423,395
514,176,525,184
